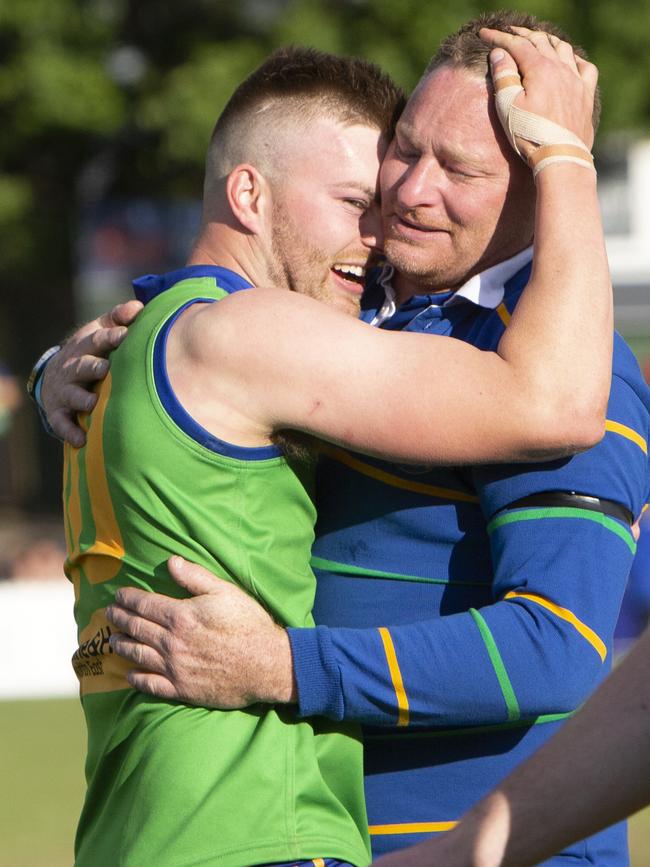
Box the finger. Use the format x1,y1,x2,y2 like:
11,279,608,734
55,384,97,414
512,26,578,72
89,325,128,354
509,25,558,59
486,46,520,88
111,299,144,326
114,586,180,628
480,28,544,80
48,411,87,447
127,670,180,700
554,39,579,70
106,603,168,648
168,555,224,596
575,55,598,95
109,633,166,672
63,355,110,384
93,303,135,331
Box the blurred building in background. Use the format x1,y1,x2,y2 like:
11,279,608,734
603,140,650,341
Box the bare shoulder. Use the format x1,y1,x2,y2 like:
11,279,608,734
183,287,369,367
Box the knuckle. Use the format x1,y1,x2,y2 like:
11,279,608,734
91,329,106,350
170,608,190,632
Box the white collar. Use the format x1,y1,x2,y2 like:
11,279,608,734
445,245,533,309
371,245,533,326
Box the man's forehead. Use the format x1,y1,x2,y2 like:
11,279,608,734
407,66,490,122
397,66,502,156
287,118,383,178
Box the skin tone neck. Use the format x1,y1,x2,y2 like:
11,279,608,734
186,168,281,290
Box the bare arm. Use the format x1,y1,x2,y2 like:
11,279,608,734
186,37,609,465
372,627,650,867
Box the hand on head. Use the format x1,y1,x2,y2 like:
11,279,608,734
479,25,598,171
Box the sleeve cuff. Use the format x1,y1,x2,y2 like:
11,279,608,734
287,625,345,720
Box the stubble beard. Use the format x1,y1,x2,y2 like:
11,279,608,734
269,210,362,316
383,235,458,295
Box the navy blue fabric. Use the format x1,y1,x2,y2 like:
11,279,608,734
289,262,647,864
133,265,252,304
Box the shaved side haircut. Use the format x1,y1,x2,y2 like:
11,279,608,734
203,46,405,199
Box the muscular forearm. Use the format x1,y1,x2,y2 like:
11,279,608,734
497,166,611,453
478,28,611,454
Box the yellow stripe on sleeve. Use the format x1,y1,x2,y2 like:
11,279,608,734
495,302,511,327
369,821,458,835
605,419,648,454
378,627,410,726
505,591,607,662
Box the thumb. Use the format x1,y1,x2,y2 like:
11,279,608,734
487,46,521,90
111,299,144,326
485,46,528,160
167,555,225,596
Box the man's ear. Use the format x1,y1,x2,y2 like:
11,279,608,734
226,164,270,234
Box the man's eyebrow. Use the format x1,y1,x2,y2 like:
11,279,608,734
331,181,379,200
397,123,487,171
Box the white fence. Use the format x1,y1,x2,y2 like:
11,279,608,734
0,580,78,700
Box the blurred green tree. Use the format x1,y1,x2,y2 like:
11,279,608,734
1,0,648,509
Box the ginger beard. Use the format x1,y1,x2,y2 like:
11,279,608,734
261,118,385,316
268,196,368,317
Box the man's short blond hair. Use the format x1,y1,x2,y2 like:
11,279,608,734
424,11,600,131
204,46,405,195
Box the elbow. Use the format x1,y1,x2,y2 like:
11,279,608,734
545,371,609,452
554,401,606,453
523,396,606,459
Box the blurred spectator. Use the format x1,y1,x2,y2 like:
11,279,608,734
0,360,21,438
0,512,66,581
9,538,67,581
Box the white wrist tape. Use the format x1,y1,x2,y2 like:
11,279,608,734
492,70,595,178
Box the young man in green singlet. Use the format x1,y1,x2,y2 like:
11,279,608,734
45,35,608,867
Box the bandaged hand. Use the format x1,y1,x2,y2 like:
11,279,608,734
479,25,598,178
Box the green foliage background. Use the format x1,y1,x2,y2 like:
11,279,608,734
1,0,649,506
3,0,650,362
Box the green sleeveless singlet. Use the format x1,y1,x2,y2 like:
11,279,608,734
62,272,370,867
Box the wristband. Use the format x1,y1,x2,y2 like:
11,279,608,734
26,344,61,402
492,69,595,178
26,344,61,440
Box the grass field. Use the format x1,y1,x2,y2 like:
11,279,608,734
1,697,649,866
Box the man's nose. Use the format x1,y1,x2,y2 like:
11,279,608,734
360,202,384,251
396,158,442,210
